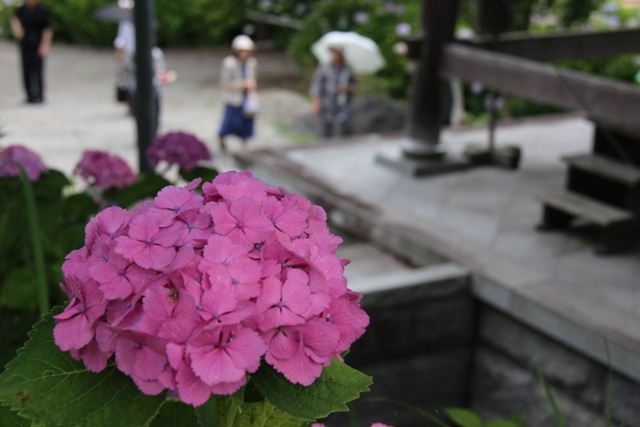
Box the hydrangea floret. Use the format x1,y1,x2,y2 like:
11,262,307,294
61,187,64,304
147,131,212,172
0,144,48,181
74,150,137,190
53,170,369,406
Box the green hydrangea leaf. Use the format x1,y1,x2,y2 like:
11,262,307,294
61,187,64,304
0,405,30,427
445,408,483,427
235,401,308,427
103,173,172,208
179,166,218,185
0,307,166,427
60,193,99,221
32,170,70,202
252,358,372,421
243,380,265,404
193,395,220,427
149,399,201,427
486,420,521,427
0,206,23,254
0,268,39,310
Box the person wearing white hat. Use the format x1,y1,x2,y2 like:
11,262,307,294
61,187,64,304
218,34,258,151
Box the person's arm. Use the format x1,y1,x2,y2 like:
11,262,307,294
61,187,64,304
38,27,53,57
244,57,257,92
38,8,53,57
10,16,24,41
220,57,245,91
338,68,356,95
310,65,323,115
348,69,357,94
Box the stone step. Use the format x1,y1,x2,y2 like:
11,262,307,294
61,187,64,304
337,242,469,301
537,188,635,226
563,153,640,186
348,261,470,304
337,242,414,283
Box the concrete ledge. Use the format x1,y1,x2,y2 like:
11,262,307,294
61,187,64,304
348,262,469,298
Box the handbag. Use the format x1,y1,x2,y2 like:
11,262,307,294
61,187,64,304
242,92,260,118
116,85,129,103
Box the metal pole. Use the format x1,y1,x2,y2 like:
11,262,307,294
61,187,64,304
487,92,497,154
134,0,155,173
402,0,459,159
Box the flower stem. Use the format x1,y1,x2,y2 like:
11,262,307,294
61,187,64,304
217,395,239,427
226,398,238,427
18,165,49,315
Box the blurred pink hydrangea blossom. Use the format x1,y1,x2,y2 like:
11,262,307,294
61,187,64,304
74,150,137,190
53,170,369,406
0,145,48,181
147,131,212,172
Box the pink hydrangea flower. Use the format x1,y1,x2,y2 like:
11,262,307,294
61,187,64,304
74,150,137,190
0,145,47,181
53,171,369,406
147,131,212,171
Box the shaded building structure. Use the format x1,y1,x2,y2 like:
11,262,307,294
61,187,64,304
236,1,640,425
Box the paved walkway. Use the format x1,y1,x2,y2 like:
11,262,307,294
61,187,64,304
0,40,309,175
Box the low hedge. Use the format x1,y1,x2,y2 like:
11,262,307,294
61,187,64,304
0,0,246,47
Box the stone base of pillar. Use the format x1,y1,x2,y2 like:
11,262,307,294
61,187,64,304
375,145,469,177
400,137,447,160
463,143,522,170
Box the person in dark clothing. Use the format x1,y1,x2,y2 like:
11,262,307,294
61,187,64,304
10,0,53,104
310,46,357,139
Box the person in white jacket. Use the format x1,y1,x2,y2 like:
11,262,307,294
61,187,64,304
218,35,257,151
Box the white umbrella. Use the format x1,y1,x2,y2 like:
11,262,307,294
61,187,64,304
311,31,386,74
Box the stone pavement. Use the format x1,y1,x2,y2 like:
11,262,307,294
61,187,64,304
0,40,307,175
234,114,640,383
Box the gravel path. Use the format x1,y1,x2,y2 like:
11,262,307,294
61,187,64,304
0,40,312,175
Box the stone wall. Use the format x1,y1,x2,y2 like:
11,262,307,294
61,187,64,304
472,305,640,427
322,268,474,427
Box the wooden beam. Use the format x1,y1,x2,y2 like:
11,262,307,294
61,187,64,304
440,42,640,133
406,28,640,61
471,28,640,61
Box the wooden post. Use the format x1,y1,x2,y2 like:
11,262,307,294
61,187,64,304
134,0,155,173
478,0,512,36
401,0,460,159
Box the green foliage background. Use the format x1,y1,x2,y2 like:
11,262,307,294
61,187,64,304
285,0,421,99
0,0,246,47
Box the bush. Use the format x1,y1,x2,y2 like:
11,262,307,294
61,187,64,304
154,0,246,47
285,0,422,99
1,0,247,47
42,0,118,46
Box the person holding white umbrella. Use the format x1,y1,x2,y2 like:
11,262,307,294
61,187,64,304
310,31,385,138
310,46,357,138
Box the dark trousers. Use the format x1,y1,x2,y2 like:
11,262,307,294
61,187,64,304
21,48,44,102
321,118,353,138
